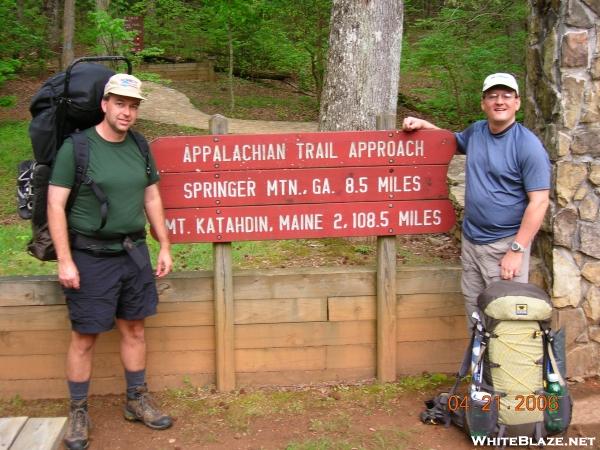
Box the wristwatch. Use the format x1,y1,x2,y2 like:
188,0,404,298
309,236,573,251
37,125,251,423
510,241,525,253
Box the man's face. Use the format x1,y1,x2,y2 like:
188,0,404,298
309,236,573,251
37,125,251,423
101,94,140,134
480,87,521,129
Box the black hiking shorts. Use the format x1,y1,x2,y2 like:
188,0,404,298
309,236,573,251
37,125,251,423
63,243,158,334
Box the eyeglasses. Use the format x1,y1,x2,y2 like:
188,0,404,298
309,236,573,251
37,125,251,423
484,92,517,101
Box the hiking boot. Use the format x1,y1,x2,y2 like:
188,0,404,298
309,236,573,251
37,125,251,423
123,384,172,430
63,399,90,450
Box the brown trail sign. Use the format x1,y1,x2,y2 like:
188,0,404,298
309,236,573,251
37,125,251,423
151,129,457,243
151,123,457,391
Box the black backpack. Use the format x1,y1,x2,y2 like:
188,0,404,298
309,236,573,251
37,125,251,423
18,56,150,261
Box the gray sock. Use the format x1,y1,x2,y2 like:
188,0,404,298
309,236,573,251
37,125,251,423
125,369,146,399
68,379,90,403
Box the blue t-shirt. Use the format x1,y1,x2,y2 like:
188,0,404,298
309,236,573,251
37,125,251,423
455,121,551,244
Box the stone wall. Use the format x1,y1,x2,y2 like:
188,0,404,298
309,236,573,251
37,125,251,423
527,0,600,377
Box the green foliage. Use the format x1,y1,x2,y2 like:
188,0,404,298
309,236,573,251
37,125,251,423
0,95,16,108
88,10,136,57
0,59,21,87
403,0,527,128
134,71,170,84
0,0,50,68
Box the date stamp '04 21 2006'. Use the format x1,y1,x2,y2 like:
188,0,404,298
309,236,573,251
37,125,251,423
447,394,559,412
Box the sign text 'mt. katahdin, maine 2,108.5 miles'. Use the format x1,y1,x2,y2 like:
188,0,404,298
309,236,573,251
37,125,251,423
150,129,457,242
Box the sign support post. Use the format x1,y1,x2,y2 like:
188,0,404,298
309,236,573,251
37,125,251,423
375,114,397,383
210,115,236,392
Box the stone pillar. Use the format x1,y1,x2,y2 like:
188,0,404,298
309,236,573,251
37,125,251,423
527,0,600,377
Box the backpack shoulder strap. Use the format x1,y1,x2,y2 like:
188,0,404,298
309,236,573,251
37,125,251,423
128,129,151,177
67,131,109,231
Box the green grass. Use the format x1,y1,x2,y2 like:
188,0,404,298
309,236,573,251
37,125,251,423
286,438,359,450
0,121,32,218
0,222,57,276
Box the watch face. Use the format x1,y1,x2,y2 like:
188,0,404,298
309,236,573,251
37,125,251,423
511,242,521,252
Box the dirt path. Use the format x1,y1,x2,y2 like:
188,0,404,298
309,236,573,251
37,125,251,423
140,81,318,134
3,379,599,450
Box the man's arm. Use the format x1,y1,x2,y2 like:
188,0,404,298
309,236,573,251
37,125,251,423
47,185,80,289
144,183,172,278
402,116,440,131
500,189,550,280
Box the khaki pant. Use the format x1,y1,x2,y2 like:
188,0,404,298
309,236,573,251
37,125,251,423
461,234,530,329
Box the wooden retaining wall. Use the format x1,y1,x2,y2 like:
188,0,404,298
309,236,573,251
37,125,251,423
140,61,216,81
0,265,466,399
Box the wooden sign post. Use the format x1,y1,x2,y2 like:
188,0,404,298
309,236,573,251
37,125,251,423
209,115,235,392
375,113,397,383
151,118,457,389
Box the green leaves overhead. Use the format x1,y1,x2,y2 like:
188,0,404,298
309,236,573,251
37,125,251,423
403,0,527,128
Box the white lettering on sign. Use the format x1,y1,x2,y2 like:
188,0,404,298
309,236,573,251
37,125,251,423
183,143,286,163
348,140,424,158
312,178,332,194
165,218,186,234
183,180,257,198
398,209,441,226
296,142,338,159
196,216,270,233
279,214,324,231
266,179,299,196
377,175,421,193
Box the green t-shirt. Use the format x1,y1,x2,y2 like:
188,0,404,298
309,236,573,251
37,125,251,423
50,127,160,239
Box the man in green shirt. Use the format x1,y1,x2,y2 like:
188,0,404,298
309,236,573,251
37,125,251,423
48,73,173,450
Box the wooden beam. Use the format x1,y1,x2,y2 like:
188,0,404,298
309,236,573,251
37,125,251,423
236,347,325,372
236,367,375,386
0,373,216,400
0,417,27,449
375,113,398,383
211,114,236,392
234,321,375,349
0,350,214,380
396,339,469,374
234,297,327,324
0,327,215,356
9,417,67,450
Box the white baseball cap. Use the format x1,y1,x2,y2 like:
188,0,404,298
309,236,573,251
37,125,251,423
482,73,519,95
104,73,146,100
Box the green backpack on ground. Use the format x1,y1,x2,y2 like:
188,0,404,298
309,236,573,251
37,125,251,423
421,281,572,442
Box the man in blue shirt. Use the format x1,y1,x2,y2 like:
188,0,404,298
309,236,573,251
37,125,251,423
402,73,551,328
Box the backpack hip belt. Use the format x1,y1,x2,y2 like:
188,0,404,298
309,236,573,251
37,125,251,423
69,231,148,269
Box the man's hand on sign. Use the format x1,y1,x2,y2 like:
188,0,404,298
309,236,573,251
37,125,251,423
402,117,439,132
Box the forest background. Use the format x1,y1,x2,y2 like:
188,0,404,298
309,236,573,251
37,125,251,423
0,0,527,275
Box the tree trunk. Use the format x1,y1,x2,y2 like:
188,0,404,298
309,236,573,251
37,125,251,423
96,0,110,54
61,0,75,69
227,20,235,114
44,0,62,62
319,0,404,131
